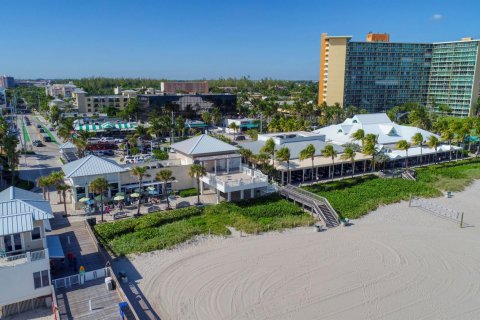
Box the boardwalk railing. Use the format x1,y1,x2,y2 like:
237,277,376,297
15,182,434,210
52,267,108,289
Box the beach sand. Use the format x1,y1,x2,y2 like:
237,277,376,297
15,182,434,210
115,181,480,320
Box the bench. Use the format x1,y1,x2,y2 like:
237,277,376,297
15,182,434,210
113,212,128,220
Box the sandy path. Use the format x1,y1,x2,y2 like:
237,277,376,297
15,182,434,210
116,181,480,320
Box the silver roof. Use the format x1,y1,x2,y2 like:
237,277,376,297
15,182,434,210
62,155,127,178
59,141,76,149
0,187,53,236
0,187,43,202
171,134,238,156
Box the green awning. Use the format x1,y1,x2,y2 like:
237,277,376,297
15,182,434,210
240,123,259,129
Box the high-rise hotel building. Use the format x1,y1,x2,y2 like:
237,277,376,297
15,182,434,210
319,33,480,117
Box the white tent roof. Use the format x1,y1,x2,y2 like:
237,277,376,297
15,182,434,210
314,113,439,146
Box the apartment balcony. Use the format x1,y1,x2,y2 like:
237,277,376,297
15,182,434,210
201,167,269,193
0,249,48,268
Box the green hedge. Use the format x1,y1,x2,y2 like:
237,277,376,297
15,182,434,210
304,175,440,219
95,194,315,255
178,188,199,197
94,207,203,242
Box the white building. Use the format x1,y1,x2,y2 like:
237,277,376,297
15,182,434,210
45,83,78,98
171,134,270,202
313,113,438,146
0,88,6,112
0,187,54,317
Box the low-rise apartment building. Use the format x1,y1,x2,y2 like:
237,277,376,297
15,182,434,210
45,82,78,98
72,89,131,114
0,187,54,317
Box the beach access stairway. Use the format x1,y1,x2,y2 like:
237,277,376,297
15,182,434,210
279,185,340,228
402,170,416,181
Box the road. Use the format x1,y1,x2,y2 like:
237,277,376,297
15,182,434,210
16,114,62,183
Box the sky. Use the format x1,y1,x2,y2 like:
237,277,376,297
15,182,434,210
1,0,479,80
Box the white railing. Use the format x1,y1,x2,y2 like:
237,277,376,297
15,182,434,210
52,267,108,289
0,249,48,268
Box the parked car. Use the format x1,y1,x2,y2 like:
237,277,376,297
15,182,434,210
114,138,125,143
36,124,42,129
100,137,115,143
39,128,45,133
32,140,44,147
102,150,114,156
48,126,55,131
124,156,135,164
42,135,51,142
87,137,100,144
235,135,246,141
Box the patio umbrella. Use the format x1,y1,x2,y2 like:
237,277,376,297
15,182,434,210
130,193,140,198
148,190,159,195
79,197,90,203
95,195,109,202
147,186,156,191
115,192,125,197
85,199,95,206
113,195,125,201
134,188,141,193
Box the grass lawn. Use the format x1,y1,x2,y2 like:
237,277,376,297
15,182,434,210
21,122,30,143
416,158,480,192
94,194,314,255
304,158,480,220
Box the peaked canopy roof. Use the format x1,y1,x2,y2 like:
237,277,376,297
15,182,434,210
59,141,76,149
0,187,53,236
313,113,438,146
171,134,238,156
62,155,127,178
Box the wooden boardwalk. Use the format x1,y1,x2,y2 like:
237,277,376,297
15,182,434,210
50,220,105,279
55,278,122,320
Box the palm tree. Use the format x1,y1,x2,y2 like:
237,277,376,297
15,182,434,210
441,129,455,161
189,164,206,204
411,132,424,164
37,176,49,200
351,129,365,144
131,166,149,216
156,170,175,209
229,122,239,140
238,147,253,166
56,183,70,216
321,145,338,180
362,141,376,172
276,147,291,185
397,140,411,169
340,147,356,177
4,135,19,186
261,138,276,167
299,144,316,181
428,135,440,164
73,137,87,158
89,177,109,222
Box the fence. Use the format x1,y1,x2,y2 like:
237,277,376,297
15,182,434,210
410,197,466,225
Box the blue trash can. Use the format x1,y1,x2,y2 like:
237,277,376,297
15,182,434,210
119,302,128,319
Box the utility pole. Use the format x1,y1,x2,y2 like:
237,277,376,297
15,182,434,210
170,110,175,145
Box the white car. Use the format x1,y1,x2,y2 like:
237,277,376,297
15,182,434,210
124,156,135,164
100,137,115,143
87,138,100,144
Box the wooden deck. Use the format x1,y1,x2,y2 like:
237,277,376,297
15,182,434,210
55,278,122,320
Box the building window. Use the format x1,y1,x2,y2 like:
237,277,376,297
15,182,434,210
33,270,50,289
31,227,41,240
3,233,22,252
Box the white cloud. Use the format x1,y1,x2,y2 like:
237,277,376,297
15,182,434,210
432,14,443,21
